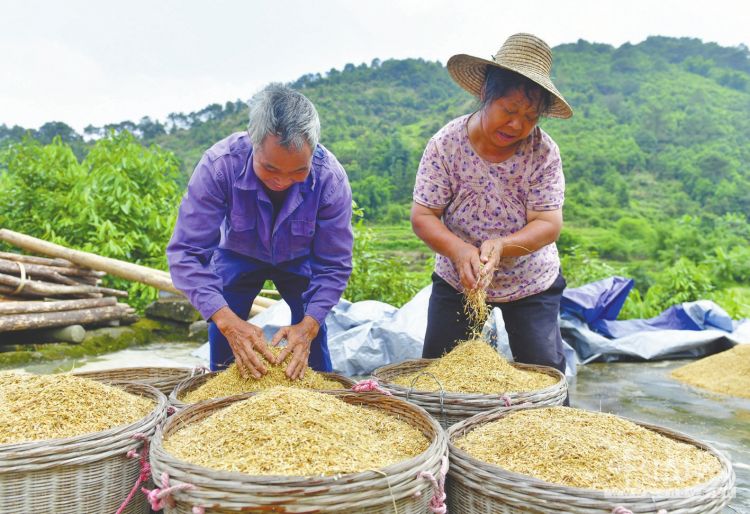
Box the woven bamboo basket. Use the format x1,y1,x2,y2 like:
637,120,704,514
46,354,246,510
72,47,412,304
446,406,736,513
150,390,449,513
168,370,356,410
0,381,168,514
73,366,205,395
372,358,567,428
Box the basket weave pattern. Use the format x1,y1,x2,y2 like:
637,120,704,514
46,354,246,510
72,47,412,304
73,366,202,395
150,391,448,513
445,406,736,513
0,381,168,514
372,359,567,428
168,371,355,410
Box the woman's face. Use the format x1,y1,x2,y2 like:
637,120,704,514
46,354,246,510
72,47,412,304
479,87,542,150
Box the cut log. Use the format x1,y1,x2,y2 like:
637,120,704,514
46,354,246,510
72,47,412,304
0,285,36,298
0,229,178,293
2,325,86,344
0,304,131,332
0,258,80,286
0,297,117,315
0,273,127,298
68,275,101,286
0,251,73,268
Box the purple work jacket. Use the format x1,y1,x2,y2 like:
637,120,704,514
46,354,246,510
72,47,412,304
166,132,354,325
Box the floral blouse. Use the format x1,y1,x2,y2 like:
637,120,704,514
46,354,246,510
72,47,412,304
413,114,564,302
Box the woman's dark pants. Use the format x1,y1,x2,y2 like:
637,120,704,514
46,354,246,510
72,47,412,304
423,272,568,403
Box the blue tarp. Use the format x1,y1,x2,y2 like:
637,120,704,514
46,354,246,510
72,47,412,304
192,275,749,376
560,276,748,363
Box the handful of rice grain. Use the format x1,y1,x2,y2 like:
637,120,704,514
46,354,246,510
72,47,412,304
180,346,344,403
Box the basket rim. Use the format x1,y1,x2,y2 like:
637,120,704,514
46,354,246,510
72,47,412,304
446,404,736,501
71,365,197,375
153,390,446,486
169,370,356,408
372,357,566,399
0,380,168,470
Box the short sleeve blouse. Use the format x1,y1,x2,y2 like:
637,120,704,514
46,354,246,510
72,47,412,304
413,114,564,302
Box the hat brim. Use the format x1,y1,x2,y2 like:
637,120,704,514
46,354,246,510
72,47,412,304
447,54,573,119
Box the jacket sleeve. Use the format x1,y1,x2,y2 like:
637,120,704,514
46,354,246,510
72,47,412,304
166,155,230,320
303,172,354,325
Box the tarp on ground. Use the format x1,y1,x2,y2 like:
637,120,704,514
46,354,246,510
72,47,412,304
193,284,579,377
560,276,749,363
192,275,748,376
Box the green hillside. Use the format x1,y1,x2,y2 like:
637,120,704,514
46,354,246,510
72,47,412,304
1,36,749,315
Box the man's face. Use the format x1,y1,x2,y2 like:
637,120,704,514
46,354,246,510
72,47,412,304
252,134,312,192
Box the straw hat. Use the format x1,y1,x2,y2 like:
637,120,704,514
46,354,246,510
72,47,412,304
447,33,573,119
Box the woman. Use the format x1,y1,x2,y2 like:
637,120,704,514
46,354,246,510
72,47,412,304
411,33,573,377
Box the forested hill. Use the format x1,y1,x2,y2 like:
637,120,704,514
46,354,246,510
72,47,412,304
2,36,750,229
2,36,750,317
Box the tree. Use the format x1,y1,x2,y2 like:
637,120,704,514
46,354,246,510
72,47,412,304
351,176,393,219
0,134,182,310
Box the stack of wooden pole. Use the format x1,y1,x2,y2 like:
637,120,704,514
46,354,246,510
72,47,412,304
0,251,135,340
0,229,278,342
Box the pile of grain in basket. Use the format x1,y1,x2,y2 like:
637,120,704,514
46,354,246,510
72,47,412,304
671,344,750,398
165,387,429,476
180,346,343,403
455,407,723,492
0,373,153,444
392,339,557,394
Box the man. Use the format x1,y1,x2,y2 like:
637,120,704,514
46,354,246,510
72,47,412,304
167,83,353,380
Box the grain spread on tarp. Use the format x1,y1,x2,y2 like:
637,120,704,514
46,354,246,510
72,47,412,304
671,344,750,398
455,407,723,492
392,339,557,394
165,387,429,476
0,372,153,444
180,346,344,403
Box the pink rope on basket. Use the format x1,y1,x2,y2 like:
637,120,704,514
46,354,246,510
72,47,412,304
352,379,392,395
417,456,449,514
143,471,196,510
115,433,151,514
501,394,512,407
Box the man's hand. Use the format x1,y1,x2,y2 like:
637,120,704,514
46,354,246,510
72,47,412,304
272,315,320,380
212,306,276,379
478,238,504,285
449,242,482,290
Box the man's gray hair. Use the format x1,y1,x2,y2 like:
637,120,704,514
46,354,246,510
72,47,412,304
247,83,320,151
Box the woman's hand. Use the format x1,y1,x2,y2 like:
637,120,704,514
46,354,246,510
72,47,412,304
449,242,482,290
212,306,277,379
272,315,320,380
479,238,504,281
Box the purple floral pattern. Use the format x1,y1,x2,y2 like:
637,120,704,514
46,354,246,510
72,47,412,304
413,115,565,301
